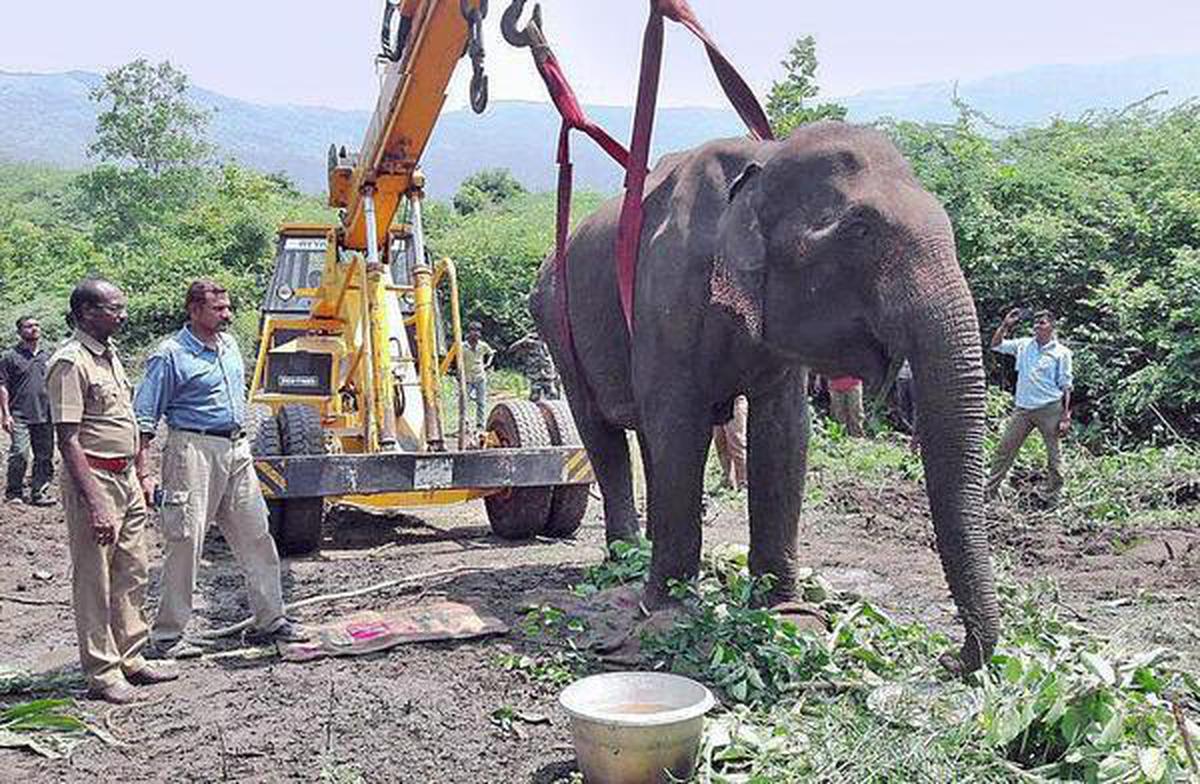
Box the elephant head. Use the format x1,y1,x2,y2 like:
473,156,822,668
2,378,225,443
713,122,999,672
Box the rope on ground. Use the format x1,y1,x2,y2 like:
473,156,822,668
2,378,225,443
0,594,69,607
196,564,485,640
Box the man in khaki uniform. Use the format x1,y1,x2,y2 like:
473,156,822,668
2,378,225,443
48,278,178,704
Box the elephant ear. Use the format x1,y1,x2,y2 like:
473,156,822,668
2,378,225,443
711,162,767,339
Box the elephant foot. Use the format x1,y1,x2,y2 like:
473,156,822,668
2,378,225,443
940,637,988,677
641,580,674,611
769,600,829,635
744,574,798,609
551,584,678,666
603,520,642,550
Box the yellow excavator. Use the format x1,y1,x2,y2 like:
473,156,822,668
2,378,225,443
247,0,592,555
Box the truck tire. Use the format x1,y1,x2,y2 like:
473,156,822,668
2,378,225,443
537,399,590,538
275,403,327,556
484,400,553,540
246,403,285,540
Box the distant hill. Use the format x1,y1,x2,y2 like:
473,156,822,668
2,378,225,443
2,53,1198,199
839,54,1200,126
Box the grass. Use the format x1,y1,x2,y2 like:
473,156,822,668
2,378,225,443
497,603,595,689
0,665,86,697
800,396,1200,532
318,756,365,784
437,367,530,437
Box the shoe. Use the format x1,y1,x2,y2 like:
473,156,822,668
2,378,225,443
4,495,23,505
146,637,204,660
29,494,55,507
87,679,140,705
126,664,180,686
245,618,310,645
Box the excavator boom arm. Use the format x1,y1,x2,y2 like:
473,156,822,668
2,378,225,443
329,0,485,250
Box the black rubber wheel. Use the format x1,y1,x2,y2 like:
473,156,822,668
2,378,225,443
275,403,327,556
246,403,285,539
484,400,553,540
537,399,589,538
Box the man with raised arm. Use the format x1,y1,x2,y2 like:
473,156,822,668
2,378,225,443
986,308,1074,504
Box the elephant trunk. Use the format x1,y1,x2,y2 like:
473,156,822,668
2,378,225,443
889,242,1000,673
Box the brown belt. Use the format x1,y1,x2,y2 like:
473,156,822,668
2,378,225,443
85,454,133,473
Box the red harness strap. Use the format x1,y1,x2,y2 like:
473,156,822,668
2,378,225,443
531,53,630,264
512,0,772,338
616,0,775,330
523,46,631,361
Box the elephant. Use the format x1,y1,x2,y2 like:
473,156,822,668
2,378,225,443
529,121,999,673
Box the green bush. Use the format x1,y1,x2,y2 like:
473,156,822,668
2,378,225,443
882,102,1200,446
427,190,604,351
0,160,332,361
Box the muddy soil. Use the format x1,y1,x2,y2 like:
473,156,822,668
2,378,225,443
1,434,1197,782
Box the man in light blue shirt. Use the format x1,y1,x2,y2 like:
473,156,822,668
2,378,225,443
985,308,1074,503
134,321,246,436
134,279,306,658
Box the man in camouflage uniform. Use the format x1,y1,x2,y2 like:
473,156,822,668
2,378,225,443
47,279,178,704
509,332,560,402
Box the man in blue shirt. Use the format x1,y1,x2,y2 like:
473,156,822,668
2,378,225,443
134,280,306,657
985,308,1074,503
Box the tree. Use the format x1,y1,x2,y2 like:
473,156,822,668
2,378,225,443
89,59,213,174
452,168,526,216
80,60,214,242
765,36,847,137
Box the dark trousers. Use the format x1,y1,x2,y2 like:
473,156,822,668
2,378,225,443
6,418,54,499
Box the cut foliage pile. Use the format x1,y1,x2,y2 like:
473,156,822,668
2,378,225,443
514,541,1200,783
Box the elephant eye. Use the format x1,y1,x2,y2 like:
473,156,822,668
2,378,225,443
846,220,871,240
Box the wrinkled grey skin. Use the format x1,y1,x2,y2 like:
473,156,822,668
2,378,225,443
530,122,999,672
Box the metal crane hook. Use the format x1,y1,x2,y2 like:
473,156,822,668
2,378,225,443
460,0,490,113
501,0,546,51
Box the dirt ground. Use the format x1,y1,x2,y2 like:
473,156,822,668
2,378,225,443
1,435,1198,783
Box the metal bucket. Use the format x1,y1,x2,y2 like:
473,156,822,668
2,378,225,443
559,672,716,784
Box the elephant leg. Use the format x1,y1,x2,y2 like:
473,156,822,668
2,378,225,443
638,401,712,607
547,338,640,546
747,368,809,604
578,417,640,546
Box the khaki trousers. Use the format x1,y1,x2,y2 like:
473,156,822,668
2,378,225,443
829,385,865,436
152,430,284,642
986,400,1065,498
712,396,748,489
61,463,150,688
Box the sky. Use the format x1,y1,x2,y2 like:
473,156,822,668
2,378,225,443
3,1,1200,112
